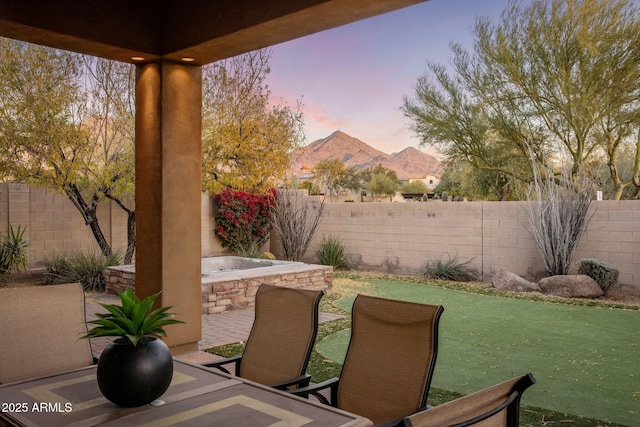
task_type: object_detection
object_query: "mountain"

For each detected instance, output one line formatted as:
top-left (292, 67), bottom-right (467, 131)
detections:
top-left (290, 131), bottom-right (442, 179)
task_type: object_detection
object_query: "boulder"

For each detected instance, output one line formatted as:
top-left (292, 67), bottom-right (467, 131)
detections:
top-left (538, 275), bottom-right (604, 299)
top-left (491, 270), bottom-right (540, 292)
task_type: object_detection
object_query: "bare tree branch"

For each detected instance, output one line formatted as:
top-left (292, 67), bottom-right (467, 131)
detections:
top-left (271, 190), bottom-right (324, 261)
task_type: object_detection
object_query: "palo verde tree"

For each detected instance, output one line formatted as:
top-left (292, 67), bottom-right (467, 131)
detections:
top-left (312, 158), bottom-right (359, 199)
top-left (436, 159), bottom-right (524, 201)
top-left (202, 49), bottom-right (304, 194)
top-left (357, 164), bottom-right (398, 185)
top-left (0, 39), bottom-right (136, 263)
top-left (402, 0), bottom-right (640, 199)
top-left (368, 172), bottom-right (398, 200)
top-left (400, 180), bottom-right (429, 195)
top-left (82, 57), bottom-right (136, 263)
top-left (362, 164), bottom-right (399, 200)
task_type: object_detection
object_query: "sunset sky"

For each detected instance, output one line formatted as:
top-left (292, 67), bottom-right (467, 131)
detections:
top-left (265, 0), bottom-right (513, 157)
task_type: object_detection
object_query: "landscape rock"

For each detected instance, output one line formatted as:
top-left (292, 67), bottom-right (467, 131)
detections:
top-left (538, 275), bottom-right (604, 299)
top-left (491, 270), bottom-right (540, 292)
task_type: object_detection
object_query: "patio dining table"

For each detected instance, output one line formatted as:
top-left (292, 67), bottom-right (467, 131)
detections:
top-left (0, 359), bottom-right (372, 427)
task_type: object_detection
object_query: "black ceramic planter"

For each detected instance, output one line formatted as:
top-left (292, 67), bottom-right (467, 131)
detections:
top-left (97, 336), bottom-right (173, 407)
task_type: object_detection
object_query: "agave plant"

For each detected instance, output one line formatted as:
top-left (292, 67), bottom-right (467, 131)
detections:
top-left (0, 224), bottom-right (29, 282)
top-left (84, 288), bottom-right (184, 346)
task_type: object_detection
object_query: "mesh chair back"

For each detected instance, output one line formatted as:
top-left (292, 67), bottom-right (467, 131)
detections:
top-left (239, 285), bottom-right (323, 385)
top-left (402, 373), bottom-right (536, 427)
top-left (0, 283), bottom-right (94, 383)
top-left (337, 294), bottom-right (444, 424)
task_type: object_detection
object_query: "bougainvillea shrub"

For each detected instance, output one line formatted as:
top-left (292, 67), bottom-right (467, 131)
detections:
top-left (213, 188), bottom-right (276, 252)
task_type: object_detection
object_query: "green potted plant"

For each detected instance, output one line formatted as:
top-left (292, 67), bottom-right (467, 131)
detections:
top-left (84, 288), bottom-right (184, 407)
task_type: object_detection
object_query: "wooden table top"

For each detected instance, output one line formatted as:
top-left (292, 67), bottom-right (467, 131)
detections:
top-left (0, 360), bottom-right (372, 427)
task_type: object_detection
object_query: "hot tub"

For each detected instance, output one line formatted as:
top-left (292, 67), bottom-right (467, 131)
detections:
top-left (201, 256), bottom-right (302, 276)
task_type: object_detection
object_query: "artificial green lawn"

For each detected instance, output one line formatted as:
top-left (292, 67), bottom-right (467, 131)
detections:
top-left (317, 278), bottom-right (639, 426)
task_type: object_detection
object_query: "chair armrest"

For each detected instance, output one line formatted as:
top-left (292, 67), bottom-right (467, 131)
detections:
top-left (288, 377), bottom-right (339, 406)
top-left (379, 406), bottom-right (429, 427)
top-left (269, 374), bottom-right (312, 390)
top-left (202, 355), bottom-right (243, 375)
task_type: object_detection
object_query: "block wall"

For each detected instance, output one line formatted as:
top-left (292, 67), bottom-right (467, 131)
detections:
top-left (0, 183), bottom-right (129, 267)
top-left (300, 200), bottom-right (640, 294)
top-left (3, 184), bottom-right (638, 294)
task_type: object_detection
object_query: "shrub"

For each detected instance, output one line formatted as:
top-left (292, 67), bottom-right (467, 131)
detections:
top-left (578, 258), bottom-right (619, 291)
top-left (0, 225), bottom-right (29, 283)
top-left (271, 189), bottom-right (324, 261)
top-left (400, 180), bottom-right (429, 194)
top-left (302, 181), bottom-right (320, 195)
top-left (235, 241), bottom-right (264, 259)
top-left (43, 248), bottom-right (123, 291)
top-left (316, 234), bottom-right (350, 270)
top-left (424, 253), bottom-right (477, 282)
top-left (213, 188), bottom-right (275, 254)
top-left (522, 163), bottom-right (594, 276)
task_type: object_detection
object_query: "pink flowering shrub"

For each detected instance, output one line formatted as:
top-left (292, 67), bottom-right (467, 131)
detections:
top-left (213, 188), bottom-right (276, 253)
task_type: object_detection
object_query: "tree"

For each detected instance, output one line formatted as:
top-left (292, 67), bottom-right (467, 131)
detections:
top-left (82, 57), bottom-right (136, 263)
top-left (342, 168), bottom-right (368, 194)
top-left (360, 164), bottom-right (399, 200)
top-left (402, 0), bottom-right (640, 199)
top-left (0, 39), bottom-right (135, 262)
top-left (202, 49), bottom-right (304, 194)
top-left (312, 158), bottom-right (357, 198)
top-left (368, 173), bottom-right (399, 200)
top-left (358, 164), bottom-right (399, 185)
top-left (1, 41), bottom-right (303, 264)
top-left (400, 180), bottom-right (429, 194)
top-left (435, 159), bottom-right (523, 201)
top-left (589, 141), bottom-right (639, 199)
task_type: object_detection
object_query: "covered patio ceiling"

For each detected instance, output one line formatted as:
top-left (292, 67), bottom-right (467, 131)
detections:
top-left (0, 0), bottom-right (427, 65)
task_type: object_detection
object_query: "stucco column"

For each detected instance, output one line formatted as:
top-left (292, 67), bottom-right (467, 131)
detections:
top-left (135, 62), bottom-right (202, 353)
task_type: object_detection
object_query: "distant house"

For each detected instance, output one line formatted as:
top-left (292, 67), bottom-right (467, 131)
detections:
top-left (298, 165), bottom-right (314, 180)
top-left (290, 165), bottom-right (440, 203)
top-left (408, 174), bottom-right (440, 191)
